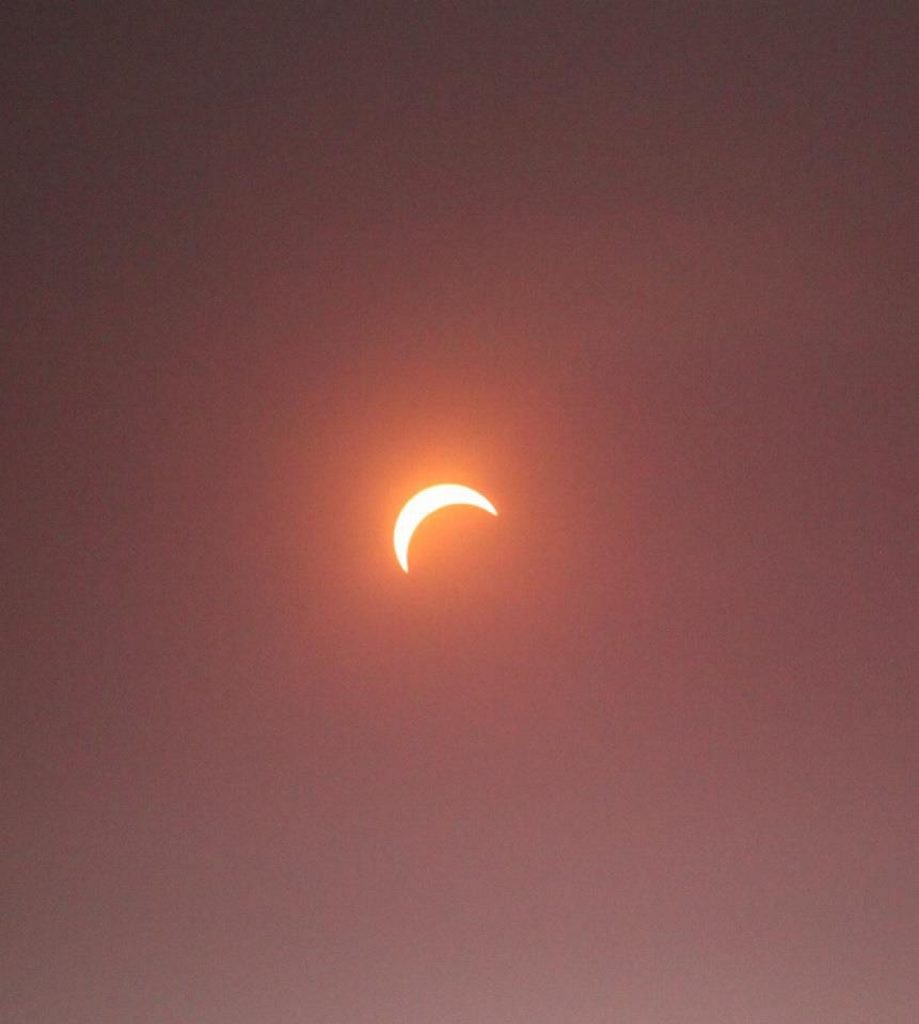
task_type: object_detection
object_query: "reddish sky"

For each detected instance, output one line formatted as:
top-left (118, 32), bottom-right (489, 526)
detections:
top-left (4, 4), bottom-right (917, 1022)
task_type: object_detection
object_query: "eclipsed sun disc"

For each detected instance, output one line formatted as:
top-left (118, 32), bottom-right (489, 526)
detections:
top-left (393, 483), bottom-right (497, 573)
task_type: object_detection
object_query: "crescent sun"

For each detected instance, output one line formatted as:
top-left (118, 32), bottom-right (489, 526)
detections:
top-left (393, 483), bottom-right (498, 573)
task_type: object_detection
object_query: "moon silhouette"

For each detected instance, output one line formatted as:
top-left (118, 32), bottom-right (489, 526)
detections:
top-left (393, 483), bottom-right (497, 573)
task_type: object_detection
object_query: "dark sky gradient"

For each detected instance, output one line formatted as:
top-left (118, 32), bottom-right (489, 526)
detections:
top-left (4, 4), bottom-right (917, 1022)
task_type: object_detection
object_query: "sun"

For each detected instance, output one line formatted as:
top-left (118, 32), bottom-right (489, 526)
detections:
top-left (393, 484), bottom-right (497, 572)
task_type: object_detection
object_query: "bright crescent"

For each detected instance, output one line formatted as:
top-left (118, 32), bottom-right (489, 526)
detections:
top-left (394, 483), bottom-right (497, 573)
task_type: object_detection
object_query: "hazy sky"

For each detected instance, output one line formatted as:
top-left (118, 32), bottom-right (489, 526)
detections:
top-left (4, 4), bottom-right (917, 1022)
